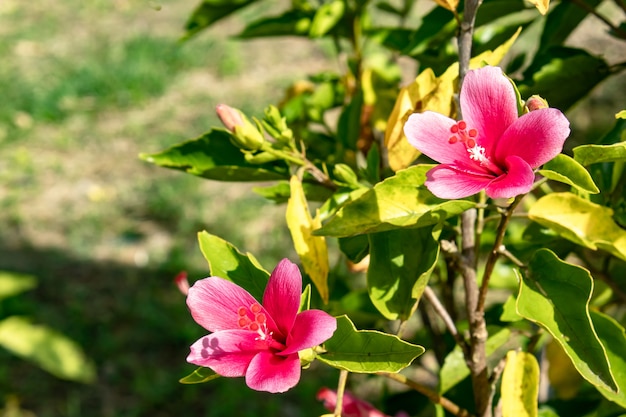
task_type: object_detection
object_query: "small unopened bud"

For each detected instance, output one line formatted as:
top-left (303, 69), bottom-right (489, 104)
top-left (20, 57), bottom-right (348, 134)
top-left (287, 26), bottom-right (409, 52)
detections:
top-left (525, 95), bottom-right (549, 112)
top-left (215, 104), bottom-right (265, 150)
top-left (174, 271), bottom-right (189, 296)
top-left (333, 163), bottom-right (360, 187)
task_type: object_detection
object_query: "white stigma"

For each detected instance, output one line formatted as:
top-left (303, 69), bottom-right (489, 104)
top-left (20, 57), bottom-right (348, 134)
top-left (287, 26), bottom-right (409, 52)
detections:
top-left (467, 145), bottom-right (489, 165)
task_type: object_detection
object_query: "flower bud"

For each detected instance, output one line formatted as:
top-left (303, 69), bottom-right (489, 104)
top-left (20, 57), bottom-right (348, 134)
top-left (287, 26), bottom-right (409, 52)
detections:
top-left (525, 95), bottom-right (549, 112)
top-left (215, 104), bottom-right (265, 150)
top-left (333, 163), bottom-right (360, 188)
top-left (174, 271), bottom-right (189, 296)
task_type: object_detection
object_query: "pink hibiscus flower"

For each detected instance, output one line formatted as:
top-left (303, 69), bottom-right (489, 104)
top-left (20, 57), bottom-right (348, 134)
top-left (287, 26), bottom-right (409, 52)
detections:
top-left (186, 259), bottom-right (337, 393)
top-left (317, 388), bottom-right (409, 417)
top-left (404, 66), bottom-right (570, 199)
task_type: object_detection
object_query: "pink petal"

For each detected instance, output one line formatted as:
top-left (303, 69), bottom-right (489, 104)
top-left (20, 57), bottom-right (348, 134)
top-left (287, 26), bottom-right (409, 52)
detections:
top-left (280, 310), bottom-right (337, 355)
top-left (494, 108), bottom-right (570, 168)
top-left (245, 350), bottom-right (301, 393)
top-left (262, 259), bottom-right (301, 339)
top-left (186, 329), bottom-right (267, 377)
top-left (460, 66), bottom-right (518, 154)
top-left (424, 164), bottom-right (494, 199)
top-left (484, 155), bottom-right (535, 199)
top-left (404, 112), bottom-right (472, 165)
top-left (187, 277), bottom-right (276, 333)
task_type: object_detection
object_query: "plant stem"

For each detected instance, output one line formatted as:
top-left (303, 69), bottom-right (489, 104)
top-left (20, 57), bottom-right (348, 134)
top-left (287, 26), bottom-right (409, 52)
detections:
top-left (456, 1), bottom-right (491, 415)
top-left (333, 370), bottom-right (349, 417)
top-left (477, 195), bottom-right (523, 313)
top-left (423, 286), bottom-right (471, 361)
top-left (378, 372), bottom-right (475, 417)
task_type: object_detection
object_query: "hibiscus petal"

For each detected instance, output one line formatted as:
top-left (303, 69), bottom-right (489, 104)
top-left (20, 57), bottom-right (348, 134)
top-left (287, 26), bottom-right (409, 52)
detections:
top-left (460, 66), bottom-right (518, 154)
top-left (485, 155), bottom-right (535, 199)
top-left (424, 164), bottom-right (493, 199)
top-left (187, 277), bottom-right (264, 332)
top-left (262, 259), bottom-right (301, 339)
top-left (186, 329), bottom-right (267, 377)
top-left (245, 350), bottom-right (301, 393)
top-left (494, 108), bottom-right (570, 168)
top-left (280, 309), bottom-right (337, 355)
top-left (404, 111), bottom-right (472, 165)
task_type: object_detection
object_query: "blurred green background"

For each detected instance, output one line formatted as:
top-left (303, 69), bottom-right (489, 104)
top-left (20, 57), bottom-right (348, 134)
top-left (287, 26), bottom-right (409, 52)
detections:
top-left (0, 0), bottom-right (624, 416)
top-left (0, 0), bottom-right (338, 415)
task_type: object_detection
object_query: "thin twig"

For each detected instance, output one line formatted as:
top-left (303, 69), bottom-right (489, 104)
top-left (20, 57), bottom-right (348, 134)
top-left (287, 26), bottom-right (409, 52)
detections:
top-left (477, 195), bottom-right (523, 314)
top-left (497, 246), bottom-right (526, 269)
top-left (378, 372), bottom-right (475, 417)
top-left (567, 0), bottom-right (626, 39)
top-left (423, 286), bottom-right (471, 361)
top-left (333, 370), bottom-right (349, 417)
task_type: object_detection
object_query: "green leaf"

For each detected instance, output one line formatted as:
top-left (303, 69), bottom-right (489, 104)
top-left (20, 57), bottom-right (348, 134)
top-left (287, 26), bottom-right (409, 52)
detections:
top-left (0, 271), bottom-right (37, 300)
top-left (439, 327), bottom-right (517, 393)
top-left (520, 47), bottom-right (609, 111)
top-left (367, 226), bottom-right (440, 320)
top-left (238, 10), bottom-right (312, 38)
top-left (314, 165), bottom-right (475, 237)
top-left (337, 89), bottom-right (363, 151)
top-left (183, 0), bottom-right (257, 40)
top-left (252, 180), bottom-right (333, 203)
top-left (590, 311), bottom-right (626, 407)
top-left (140, 129), bottom-right (288, 182)
top-left (317, 315), bottom-right (425, 373)
top-left (501, 351), bottom-right (540, 417)
top-left (538, 154), bottom-right (599, 194)
top-left (309, 0), bottom-right (345, 38)
top-left (179, 367), bottom-right (220, 384)
top-left (197, 231), bottom-right (269, 301)
top-left (528, 193), bottom-right (626, 261)
top-left (516, 249), bottom-right (617, 392)
top-left (500, 295), bottom-right (523, 322)
top-left (538, 0), bottom-right (602, 52)
top-left (573, 143), bottom-right (626, 166)
top-left (0, 316), bottom-right (96, 383)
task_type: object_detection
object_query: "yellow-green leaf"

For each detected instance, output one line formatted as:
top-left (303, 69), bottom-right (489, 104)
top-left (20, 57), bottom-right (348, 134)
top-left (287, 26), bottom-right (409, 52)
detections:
top-left (179, 367), bottom-right (220, 384)
top-left (528, 193), bottom-right (626, 261)
top-left (501, 350), bottom-right (539, 417)
top-left (286, 176), bottom-right (329, 303)
top-left (538, 154), bottom-right (599, 194)
top-left (432, 0), bottom-right (459, 12)
top-left (516, 249), bottom-right (617, 392)
top-left (528, 0), bottom-right (550, 15)
top-left (0, 271), bottom-right (37, 300)
top-left (0, 317), bottom-right (96, 383)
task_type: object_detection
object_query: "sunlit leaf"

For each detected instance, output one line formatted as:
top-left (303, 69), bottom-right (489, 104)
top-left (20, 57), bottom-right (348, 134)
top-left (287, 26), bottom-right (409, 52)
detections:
top-left (317, 315), bottom-right (424, 373)
top-left (286, 176), bottom-right (329, 303)
top-left (573, 143), bottom-right (626, 166)
top-left (432, 0), bottom-right (459, 12)
top-left (590, 311), bottom-right (626, 407)
top-left (501, 350), bottom-right (539, 417)
top-left (0, 317), bottom-right (96, 383)
top-left (0, 272), bottom-right (37, 300)
top-left (238, 10), bottom-right (312, 38)
top-left (527, 0), bottom-right (549, 15)
top-left (538, 154), bottom-right (599, 194)
top-left (309, 0), bottom-right (345, 38)
top-left (516, 249), bottom-right (617, 392)
top-left (367, 226), bottom-right (440, 320)
top-left (139, 129), bottom-right (288, 182)
top-left (179, 367), bottom-right (220, 384)
top-left (314, 165), bottom-right (475, 237)
top-left (528, 193), bottom-right (626, 261)
top-left (197, 231), bottom-right (269, 301)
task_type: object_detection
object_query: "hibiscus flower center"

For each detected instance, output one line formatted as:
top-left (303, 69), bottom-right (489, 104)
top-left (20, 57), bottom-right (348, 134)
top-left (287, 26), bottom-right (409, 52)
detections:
top-left (237, 303), bottom-right (286, 350)
top-left (448, 120), bottom-right (503, 176)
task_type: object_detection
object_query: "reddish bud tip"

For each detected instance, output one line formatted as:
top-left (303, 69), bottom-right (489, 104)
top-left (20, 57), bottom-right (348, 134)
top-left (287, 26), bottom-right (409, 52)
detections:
top-left (216, 104), bottom-right (244, 132)
top-left (174, 271), bottom-right (189, 296)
